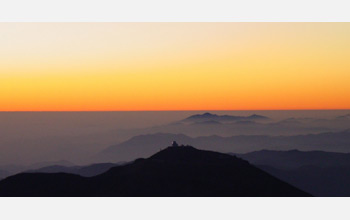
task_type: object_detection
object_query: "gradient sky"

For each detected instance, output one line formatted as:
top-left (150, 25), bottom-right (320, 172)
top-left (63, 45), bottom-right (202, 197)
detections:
top-left (1, 23), bottom-right (349, 111)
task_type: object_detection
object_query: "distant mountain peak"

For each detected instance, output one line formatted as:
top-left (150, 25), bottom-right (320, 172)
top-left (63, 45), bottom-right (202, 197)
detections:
top-left (183, 112), bottom-right (269, 123)
top-left (186, 112), bottom-right (217, 119)
top-left (248, 114), bottom-right (269, 119)
top-left (336, 114), bottom-right (350, 120)
top-left (203, 112), bottom-right (216, 116)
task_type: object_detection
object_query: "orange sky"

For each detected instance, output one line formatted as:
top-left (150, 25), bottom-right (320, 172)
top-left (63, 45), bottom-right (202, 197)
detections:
top-left (1, 23), bottom-right (350, 111)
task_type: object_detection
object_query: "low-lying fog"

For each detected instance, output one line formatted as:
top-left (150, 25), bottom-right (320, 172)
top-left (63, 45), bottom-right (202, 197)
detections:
top-left (0, 110), bottom-right (349, 167)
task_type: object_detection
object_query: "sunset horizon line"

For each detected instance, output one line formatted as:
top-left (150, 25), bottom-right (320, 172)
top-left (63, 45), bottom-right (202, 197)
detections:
top-left (1, 108), bottom-right (349, 112)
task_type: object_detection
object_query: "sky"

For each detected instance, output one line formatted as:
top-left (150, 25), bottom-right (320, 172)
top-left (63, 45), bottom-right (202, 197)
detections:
top-left (1, 23), bottom-right (350, 111)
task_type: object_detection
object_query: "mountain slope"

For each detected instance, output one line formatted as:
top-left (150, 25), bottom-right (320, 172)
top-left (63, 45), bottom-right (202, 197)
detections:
top-left (231, 149), bottom-right (350, 196)
top-left (259, 165), bottom-right (350, 197)
top-left (0, 146), bottom-right (310, 197)
top-left (233, 149), bottom-right (350, 169)
top-left (27, 163), bottom-right (119, 177)
top-left (0, 169), bottom-right (9, 180)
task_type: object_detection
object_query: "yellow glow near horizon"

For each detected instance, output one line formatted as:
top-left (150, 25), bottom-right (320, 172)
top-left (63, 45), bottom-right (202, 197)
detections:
top-left (1, 23), bottom-right (350, 111)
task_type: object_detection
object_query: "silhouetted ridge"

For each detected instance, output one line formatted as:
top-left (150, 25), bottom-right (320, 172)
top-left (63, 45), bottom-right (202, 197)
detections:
top-left (0, 146), bottom-right (310, 197)
top-left (150, 146), bottom-right (246, 164)
top-left (26, 162), bottom-right (121, 177)
top-left (235, 149), bottom-right (350, 169)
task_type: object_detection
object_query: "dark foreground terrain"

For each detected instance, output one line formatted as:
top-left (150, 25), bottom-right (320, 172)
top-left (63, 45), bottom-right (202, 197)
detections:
top-left (233, 149), bottom-right (350, 196)
top-left (0, 146), bottom-right (309, 197)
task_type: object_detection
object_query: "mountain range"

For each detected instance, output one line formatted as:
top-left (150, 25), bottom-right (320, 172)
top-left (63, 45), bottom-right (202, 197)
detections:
top-left (183, 112), bottom-right (270, 123)
top-left (234, 149), bottom-right (350, 169)
top-left (0, 161), bottom-right (126, 180)
top-left (96, 130), bottom-right (350, 163)
top-left (0, 146), bottom-right (309, 197)
top-left (1, 112), bottom-right (349, 166)
top-left (0, 160), bottom-right (76, 180)
top-left (26, 162), bottom-right (122, 177)
top-left (3, 146), bottom-right (350, 196)
top-left (135, 113), bottom-right (350, 137)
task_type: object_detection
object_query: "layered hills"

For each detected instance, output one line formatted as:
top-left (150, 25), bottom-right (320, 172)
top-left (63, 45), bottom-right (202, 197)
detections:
top-left (0, 146), bottom-right (309, 197)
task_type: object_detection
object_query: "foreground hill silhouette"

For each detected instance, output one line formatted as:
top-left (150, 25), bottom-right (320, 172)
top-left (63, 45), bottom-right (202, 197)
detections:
top-left (0, 146), bottom-right (310, 197)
